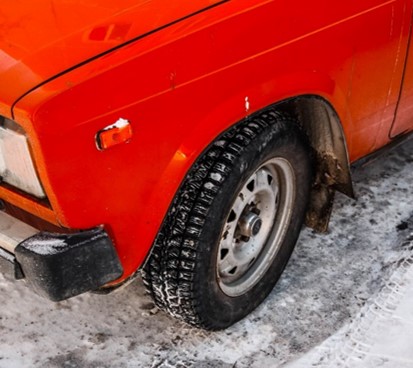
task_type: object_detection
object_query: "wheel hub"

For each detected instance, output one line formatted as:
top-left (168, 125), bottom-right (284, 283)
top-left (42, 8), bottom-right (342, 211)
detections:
top-left (216, 158), bottom-right (295, 297)
top-left (239, 212), bottom-right (262, 237)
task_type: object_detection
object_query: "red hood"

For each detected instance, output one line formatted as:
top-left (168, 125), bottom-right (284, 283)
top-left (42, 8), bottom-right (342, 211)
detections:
top-left (0, 0), bottom-right (222, 118)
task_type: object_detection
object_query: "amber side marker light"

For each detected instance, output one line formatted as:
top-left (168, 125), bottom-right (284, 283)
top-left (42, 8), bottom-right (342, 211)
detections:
top-left (96, 118), bottom-right (133, 150)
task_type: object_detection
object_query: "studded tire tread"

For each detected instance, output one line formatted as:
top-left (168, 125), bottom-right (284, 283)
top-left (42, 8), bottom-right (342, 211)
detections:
top-left (141, 109), bottom-right (311, 329)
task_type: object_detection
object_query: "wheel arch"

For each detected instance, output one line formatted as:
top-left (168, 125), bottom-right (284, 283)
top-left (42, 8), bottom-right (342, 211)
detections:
top-left (276, 95), bottom-right (355, 232)
top-left (158, 93), bottom-right (355, 234)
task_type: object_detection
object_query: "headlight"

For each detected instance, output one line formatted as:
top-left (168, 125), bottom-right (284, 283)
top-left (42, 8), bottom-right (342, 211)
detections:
top-left (0, 117), bottom-right (45, 198)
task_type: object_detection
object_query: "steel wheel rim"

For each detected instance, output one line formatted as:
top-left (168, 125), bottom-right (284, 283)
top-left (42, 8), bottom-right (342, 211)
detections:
top-left (216, 157), bottom-right (296, 297)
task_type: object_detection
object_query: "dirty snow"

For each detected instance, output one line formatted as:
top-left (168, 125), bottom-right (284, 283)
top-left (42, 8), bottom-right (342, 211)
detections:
top-left (0, 137), bottom-right (412, 367)
top-left (286, 233), bottom-right (413, 368)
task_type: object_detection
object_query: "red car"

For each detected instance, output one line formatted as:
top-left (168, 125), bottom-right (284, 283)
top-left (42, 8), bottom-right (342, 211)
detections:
top-left (0, 0), bottom-right (412, 329)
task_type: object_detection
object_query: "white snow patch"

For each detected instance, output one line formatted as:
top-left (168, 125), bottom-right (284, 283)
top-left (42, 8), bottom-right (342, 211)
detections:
top-left (210, 172), bottom-right (222, 182)
top-left (204, 182), bottom-right (215, 190)
top-left (245, 96), bottom-right (250, 112)
top-left (21, 234), bottom-right (104, 255)
top-left (21, 237), bottom-right (68, 255)
top-left (102, 118), bottom-right (130, 131)
top-left (214, 140), bottom-right (226, 148)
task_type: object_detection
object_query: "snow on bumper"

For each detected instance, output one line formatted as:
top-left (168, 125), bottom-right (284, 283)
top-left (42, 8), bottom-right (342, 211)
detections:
top-left (0, 213), bottom-right (123, 301)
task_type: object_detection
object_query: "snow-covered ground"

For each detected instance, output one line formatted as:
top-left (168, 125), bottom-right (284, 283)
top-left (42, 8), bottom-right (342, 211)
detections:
top-left (0, 137), bottom-right (412, 368)
top-left (286, 232), bottom-right (413, 368)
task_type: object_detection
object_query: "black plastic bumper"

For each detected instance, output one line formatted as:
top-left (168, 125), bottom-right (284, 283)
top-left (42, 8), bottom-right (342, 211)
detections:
top-left (2, 227), bottom-right (123, 301)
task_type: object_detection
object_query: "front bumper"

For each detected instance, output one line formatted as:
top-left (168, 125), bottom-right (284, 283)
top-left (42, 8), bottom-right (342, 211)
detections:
top-left (0, 211), bottom-right (123, 301)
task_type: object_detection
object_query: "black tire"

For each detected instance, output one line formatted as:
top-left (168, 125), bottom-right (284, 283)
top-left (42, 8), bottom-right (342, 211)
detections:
top-left (142, 109), bottom-right (312, 330)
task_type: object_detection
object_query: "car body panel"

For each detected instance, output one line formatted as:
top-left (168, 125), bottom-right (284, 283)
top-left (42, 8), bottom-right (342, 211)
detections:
top-left (0, 0), bottom-right (225, 118)
top-left (0, 0), bottom-right (412, 281)
top-left (392, 19), bottom-right (413, 137)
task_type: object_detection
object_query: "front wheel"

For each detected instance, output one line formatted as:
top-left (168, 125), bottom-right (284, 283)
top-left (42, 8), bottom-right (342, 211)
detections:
top-left (142, 109), bottom-right (312, 330)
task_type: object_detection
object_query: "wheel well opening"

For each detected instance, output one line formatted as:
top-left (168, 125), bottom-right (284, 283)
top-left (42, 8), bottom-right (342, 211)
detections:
top-left (275, 95), bottom-right (354, 232)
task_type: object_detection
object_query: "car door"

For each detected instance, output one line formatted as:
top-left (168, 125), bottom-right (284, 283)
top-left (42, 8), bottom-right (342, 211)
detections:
top-left (391, 20), bottom-right (413, 137)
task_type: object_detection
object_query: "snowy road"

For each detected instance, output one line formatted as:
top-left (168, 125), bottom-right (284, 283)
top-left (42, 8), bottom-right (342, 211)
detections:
top-left (0, 137), bottom-right (412, 368)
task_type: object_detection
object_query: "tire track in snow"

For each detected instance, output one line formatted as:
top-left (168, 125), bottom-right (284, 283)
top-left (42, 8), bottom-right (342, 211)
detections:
top-left (285, 231), bottom-right (413, 368)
